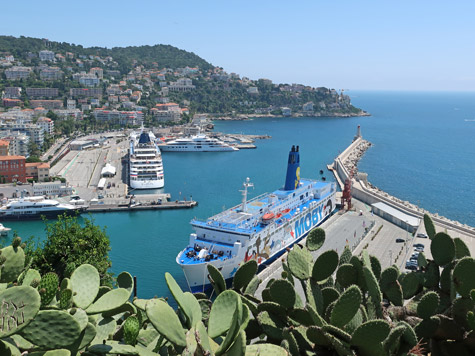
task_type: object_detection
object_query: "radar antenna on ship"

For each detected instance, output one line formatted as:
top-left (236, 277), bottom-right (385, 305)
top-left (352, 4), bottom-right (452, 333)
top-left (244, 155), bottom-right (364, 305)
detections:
top-left (240, 177), bottom-right (254, 213)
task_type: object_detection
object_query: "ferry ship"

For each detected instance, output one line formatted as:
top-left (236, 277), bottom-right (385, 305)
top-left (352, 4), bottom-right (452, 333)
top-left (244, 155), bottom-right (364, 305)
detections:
top-left (176, 146), bottom-right (337, 292)
top-left (129, 130), bottom-right (164, 189)
top-left (159, 134), bottom-right (238, 152)
top-left (0, 196), bottom-right (84, 221)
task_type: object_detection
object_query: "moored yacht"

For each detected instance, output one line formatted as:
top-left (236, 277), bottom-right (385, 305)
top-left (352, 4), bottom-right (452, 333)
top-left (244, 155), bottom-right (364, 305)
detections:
top-left (0, 196), bottom-right (84, 221)
top-left (159, 134), bottom-right (238, 152)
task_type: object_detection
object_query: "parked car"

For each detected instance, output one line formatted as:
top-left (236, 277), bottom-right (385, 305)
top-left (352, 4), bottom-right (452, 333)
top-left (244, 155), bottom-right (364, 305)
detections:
top-left (417, 233), bottom-right (428, 238)
top-left (414, 243), bottom-right (425, 248)
top-left (406, 264), bottom-right (418, 271)
top-left (396, 238), bottom-right (405, 243)
top-left (414, 246), bottom-right (424, 252)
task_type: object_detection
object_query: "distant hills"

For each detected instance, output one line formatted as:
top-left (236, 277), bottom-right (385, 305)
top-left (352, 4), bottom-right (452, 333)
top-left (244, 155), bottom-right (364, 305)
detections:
top-left (0, 35), bottom-right (213, 74)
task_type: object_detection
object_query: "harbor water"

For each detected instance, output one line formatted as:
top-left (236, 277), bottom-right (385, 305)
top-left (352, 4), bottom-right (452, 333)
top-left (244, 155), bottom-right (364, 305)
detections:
top-left (3, 91), bottom-right (475, 299)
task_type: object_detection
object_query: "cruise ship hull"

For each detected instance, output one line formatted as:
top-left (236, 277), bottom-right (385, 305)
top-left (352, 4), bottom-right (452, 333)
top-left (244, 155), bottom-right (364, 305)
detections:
top-left (160, 146), bottom-right (237, 152)
top-left (129, 178), bottom-right (164, 189)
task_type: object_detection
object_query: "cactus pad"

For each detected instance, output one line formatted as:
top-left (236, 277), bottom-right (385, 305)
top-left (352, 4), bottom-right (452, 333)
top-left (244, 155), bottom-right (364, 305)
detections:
top-left (233, 260), bottom-right (258, 291)
top-left (165, 272), bottom-right (201, 327)
top-left (269, 279), bottom-right (296, 309)
top-left (208, 290), bottom-right (241, 338)
top-left (70, 264), bottom-right (100, 309)
top-left (88, 341), bottom-right (138, 355)
top-left (369, 255), bottom-right (381, 280)
top-left (321, 287), bottom-right (339, 315)
top-left (330, 284), bottom-right (362, 328)
top-left (20, 310), bottom-right (82, 349)
top-left (423, 214), bottom-right (436, 239)
top-left (417, 252), bottom-right (428, 268)
top-left (306, 228), bottom-right (325, 251)
top-left (117, 271), bottom-right (134, 298)
top-left (401, 272), bottom-right (422, 299)
top-left (59, 289), bottom-right (73, 309)
top-left (257, 311), bottom-right (286, 340)
top-left (414, 316), bottom-right (440, 339)
top-left (207, 263), bottom-right (226, 295)
top-left (86, 288), bottom-right (130, 314)
top-left (336, 263), bottom-right (358, 288)
top-left (20, 269), bottom-right (41, 287)
top-left (287, 245), bottom-right (313, 280)
top-left (454, 237), bottom-right (471, 259)
top-left (245, 343), bottom-right (289, 356)
top-left (431, 232), bottom-right (455, 266)
top-left (0, 245), bottom-right (25, 283)
top-left (92, 316), bottom-right (117, 345)
top-left (146, 299), bottom-right (186, 347)
top-left (244, 275), bottom-right (261, 296)
top-left (453, 257), bottom-right (475, 298)
top-left (312, 250), bottom-right (339, 282)
top-left (0, 286), bottom-right (41, 338)
top-left (339, 246), bottom-right (353, 265)
top-left (417, 291), bottom-right (439, 319)
top-left (424, 260), bottom-right (440, 289)
top-left (351, 320), bottom-right (391, 355)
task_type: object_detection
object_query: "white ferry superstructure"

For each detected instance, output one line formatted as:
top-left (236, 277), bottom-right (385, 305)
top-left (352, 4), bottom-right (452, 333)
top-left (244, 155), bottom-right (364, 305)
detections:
top-left (129, 130), bottom-right (164, 189)
top-left (176, 146), bottom-right (337, 292)
top-left (159, 134), bottom-right (238, 152)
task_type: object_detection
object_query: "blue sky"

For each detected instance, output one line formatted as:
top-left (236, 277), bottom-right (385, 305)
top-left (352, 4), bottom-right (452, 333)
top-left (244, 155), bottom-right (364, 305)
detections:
top-left (1, 1), bottom-right (474, 91)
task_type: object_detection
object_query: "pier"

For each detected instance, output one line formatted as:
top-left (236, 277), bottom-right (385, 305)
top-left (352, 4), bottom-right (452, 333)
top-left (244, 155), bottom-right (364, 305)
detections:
top-left (256, 126), bottom-right (475, 296)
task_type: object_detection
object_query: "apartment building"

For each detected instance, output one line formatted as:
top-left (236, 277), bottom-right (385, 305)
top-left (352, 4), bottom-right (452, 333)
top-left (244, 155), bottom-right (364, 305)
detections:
top-left (0, 139), bottom-right (9, 156)
top-left (4, 66), bottom-right (32, 80)
top-left (26, 88), bottom-right (59, 98)
top-left (30, 100), bottom-right (63, 110)
top-left (4, 87), bottom-right (22, 99)
top-left (26, 162), bottom-right (50, 182)
top-left (39, 50), bottom-right (55, 61)
top-left (93, 109), bottom-right (144, 126)
top-left (2, 99), bottom-right (22, 108)
top-left (168, 78), bottom-right (195, 92)
top-left (37, 117), bottom-right (54, 135)
top-left (40, 67), bottom-right (63, 81)
top-left (69, 88), bottom-right (102, 98)
top-left (90, 67), bottom-right (104, 79)
top-left (79, 74), bottom-right (100, 87)
top-left (0, 155), bottom-right (26, 183)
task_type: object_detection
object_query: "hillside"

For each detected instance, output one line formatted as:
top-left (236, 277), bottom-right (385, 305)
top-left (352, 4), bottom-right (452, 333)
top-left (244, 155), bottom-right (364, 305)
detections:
top-left (0, 36), bottom-right (213, 73)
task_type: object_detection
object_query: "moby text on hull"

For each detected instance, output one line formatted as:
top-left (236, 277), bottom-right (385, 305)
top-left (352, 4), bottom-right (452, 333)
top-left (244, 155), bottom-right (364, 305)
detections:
top-left (176, 145), bottom-right (337, 292)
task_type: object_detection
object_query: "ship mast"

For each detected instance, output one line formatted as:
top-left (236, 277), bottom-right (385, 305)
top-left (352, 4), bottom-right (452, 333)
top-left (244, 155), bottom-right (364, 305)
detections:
top-left (240, 177), bottom-right (254, 213)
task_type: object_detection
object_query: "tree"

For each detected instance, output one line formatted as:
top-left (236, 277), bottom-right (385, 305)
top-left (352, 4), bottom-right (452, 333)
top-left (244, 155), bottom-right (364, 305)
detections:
top-left (29, 214), bottom-right (113, 285)
top-left (26, 156), bottom-right (42, 163)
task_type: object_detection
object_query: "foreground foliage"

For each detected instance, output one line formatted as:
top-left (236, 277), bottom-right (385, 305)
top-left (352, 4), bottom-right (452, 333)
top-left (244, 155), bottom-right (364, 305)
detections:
top-left (0, 213), bottom-right (474, 355)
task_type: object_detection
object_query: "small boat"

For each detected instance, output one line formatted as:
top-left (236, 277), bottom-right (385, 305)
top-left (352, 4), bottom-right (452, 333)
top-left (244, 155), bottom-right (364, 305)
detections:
top-left (0, 223), bottom-right (11, 236)
top-left (320, 170), bottom-right (324, 175)
top-left (262, 212), bottom-right (275, 220)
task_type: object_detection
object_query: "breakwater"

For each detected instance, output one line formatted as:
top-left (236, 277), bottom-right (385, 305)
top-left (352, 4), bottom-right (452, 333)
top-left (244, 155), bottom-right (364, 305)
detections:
top-left (328, 131), bottom-right (475, 238)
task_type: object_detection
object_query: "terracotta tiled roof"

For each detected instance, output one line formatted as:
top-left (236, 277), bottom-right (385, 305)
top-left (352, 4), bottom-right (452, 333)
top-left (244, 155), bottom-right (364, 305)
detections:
top-left (0, 155), bottom-right (25, 161)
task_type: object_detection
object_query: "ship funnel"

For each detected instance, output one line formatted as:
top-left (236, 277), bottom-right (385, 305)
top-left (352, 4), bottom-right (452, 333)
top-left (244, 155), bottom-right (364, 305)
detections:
top-left (284, 145), bottom-right (300, 190)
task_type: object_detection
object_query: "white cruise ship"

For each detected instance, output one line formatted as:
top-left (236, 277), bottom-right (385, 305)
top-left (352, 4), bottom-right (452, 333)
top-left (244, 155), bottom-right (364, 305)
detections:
top-left (176, 146), bottom-right (336, 292)
top-left (129, 130), bottom-right (164, 189)
top-left (159, 134), bottom-right (238, 152)
top-left (0, 196), bottom-right (84, 221)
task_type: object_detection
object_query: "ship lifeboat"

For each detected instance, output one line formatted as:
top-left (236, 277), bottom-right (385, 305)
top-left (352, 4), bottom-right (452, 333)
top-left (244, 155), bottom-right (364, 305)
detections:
top-left (281, 209), bottom-right (291, 214)
top-left (275, 213), bottom-right (282, 219)
top-left (262, 212), bottom-right (275, 221)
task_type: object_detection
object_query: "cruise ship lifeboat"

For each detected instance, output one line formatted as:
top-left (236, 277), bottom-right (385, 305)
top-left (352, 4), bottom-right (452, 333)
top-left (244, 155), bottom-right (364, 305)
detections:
top-left (261, 213), bottom-right (275, 224)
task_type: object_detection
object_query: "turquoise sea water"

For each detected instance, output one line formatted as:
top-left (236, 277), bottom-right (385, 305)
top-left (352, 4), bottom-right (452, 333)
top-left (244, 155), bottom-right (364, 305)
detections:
top-left (3, 91), bottom-right (475, 298)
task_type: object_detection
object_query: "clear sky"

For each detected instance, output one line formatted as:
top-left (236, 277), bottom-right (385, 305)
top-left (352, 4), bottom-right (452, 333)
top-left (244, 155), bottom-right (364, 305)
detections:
top-left (1, 0), bottom-right (474, 91)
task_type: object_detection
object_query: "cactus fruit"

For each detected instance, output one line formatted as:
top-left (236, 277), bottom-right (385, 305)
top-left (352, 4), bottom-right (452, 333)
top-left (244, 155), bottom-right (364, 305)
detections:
top-left (306, 227), bottom-right (325, 251)
top-left (70, 264), bottom-right (100, 309)
top-left (233, 260), bottom-right (258, 291)
top-left (12, 236), bottom-right (21, 248)
top-left (453, 257), bottom-right (475, 298)
top-left (330, 284), bottom-right (362, 328)
top-left (417, 291), bottom-right (439, 319)
top-left (287, 245), bottom-right (312, 280)
top-left (207, 264), bottom-right (226, 295)
top-left (20, 310), bottom-right (82, 349)
top-left (0, 245), bottom-right (25, 283)
top-left (20, 269), bottom-right (41, 287)
top-left (336, 263), bottom-right (358, 288)
top-left (123, 315), bottom-right (140, 346)
top-left (431, 232), bottom-right (456, 266)
top-left (312, 250), bottom-right (339, 282)
top-left (59, 289), bottom-right (73, 309)
top-left (423, 213), bottom-right (436, 239)
top-left (146, 299), bottom-right (186, 347)
top-left (0, 286), bottom-right (41, 338)
top-left (38, 272), bottom-right (59, 307)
